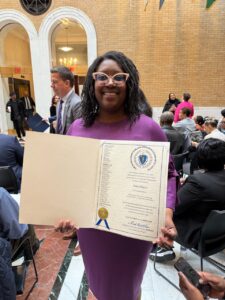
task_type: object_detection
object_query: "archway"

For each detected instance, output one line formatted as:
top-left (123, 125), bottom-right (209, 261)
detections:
top-left (0, 9), bottom-right (37, 133)
top-left (38, 7), bottom-right (97, 117)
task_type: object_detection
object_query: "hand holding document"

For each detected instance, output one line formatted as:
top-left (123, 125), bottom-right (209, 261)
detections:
top-left (27, 113), bottom-right (49, 132)
top-left (20, 132), bottom-right (169, 242)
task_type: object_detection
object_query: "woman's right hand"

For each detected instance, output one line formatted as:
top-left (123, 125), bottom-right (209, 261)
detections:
top-left (55, 219), bottom-right (76, 233)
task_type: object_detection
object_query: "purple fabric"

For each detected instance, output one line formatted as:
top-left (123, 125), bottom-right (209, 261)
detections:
top-left (67, 114), bottom-right (177, 300)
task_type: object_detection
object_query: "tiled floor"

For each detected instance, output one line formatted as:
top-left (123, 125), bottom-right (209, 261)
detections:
top-left (16, 226), bottom-right (72, 300)
top-left (57, 242), bottom-right (225, 300)
top-left (16, 227), bottom-right (225, 300)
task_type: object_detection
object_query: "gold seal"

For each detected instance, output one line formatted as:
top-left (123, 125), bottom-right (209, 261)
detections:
top-left (98, 207), bottom-right (108, 220)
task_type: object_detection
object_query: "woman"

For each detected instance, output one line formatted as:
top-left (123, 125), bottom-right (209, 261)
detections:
top-left (162, 92), bottom-right (180, 114)
top-left (191, 115), bottom-right (207, 140)
top-left (57, 51), bottom-right (177, 300)
top-left (49, 95), bottom-right (60, 133)
top-left (50, 95), bottom-right (60, 117)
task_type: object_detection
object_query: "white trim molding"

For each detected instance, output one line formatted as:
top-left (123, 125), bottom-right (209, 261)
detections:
top-left (0, 9), bottom-right (37, 40)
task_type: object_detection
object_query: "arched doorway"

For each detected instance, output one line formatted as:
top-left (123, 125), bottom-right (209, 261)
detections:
top-left (0, 9), bottom-right (37, 133)
top-left (0, 23), bottom-right (34, 133)
top-left (51, 19), bottom-right (88, 96)
top-left (38, 6), bottom-right (97, 117)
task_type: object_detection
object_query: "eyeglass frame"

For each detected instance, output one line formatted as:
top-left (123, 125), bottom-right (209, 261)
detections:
top-left (92, 72), bottom-right (129, 85)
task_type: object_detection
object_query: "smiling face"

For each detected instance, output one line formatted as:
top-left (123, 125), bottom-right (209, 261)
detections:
top-left (94, 59), bottom-right (127, 116)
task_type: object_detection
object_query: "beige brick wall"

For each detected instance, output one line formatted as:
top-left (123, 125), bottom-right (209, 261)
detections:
top-left (1, 0), bottom-right (225, 107)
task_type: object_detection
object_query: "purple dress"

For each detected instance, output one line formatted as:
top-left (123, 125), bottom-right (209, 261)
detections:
top-left (67, 114), bottom-right (177, 300)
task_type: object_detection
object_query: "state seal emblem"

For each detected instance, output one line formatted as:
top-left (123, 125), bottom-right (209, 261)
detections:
top-left (131, 146), bottom-right (156, 170)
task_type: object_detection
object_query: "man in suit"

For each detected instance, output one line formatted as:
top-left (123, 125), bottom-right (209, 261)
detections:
top-left (160, 111), bottom-right (184, 154)
top-left (0, 133), bottom-right (24, 189)
top-left (50, 66), bottom-right (81, 135)
top-left (20, 91), bottom-right (35, 119)
top-left (6, 92), bottom-right (26, 141)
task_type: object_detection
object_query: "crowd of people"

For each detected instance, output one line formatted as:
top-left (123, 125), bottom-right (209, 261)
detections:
top-left (0, 51), bottom-right (225, 300)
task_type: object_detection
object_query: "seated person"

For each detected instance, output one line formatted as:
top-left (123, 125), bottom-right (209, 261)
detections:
top-left (173, 138), bottom-right (225, 249)
top-left (0, 133), bottom-right (24, 189)
top-left (174, 92), bottom-right (194, 123)
top-left (174, 107), bottom-right (196, 133)
top-left (0, 187), bottom-right (39, 258)
top-left (191, 115), bottom-right (207, 142)
top-left (174, 107), bottom-right (196, 151)
top-left (218, 108), bottom-right (225, 134)
top-left (179, 271), bottom-right (225, 300)
top-left (204, 117), bottom-right (225, 142)
top-left (160, 111), bottom-right (185, 154)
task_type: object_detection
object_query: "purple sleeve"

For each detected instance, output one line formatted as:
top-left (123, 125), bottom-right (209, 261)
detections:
top-left (166, 157), bottom-right (178, 210)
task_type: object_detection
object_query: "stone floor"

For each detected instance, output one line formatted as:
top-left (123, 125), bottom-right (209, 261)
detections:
top-left (16, 226), bottom-right (225, 300)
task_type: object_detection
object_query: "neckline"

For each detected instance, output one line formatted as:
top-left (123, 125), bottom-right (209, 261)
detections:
top-left (95, 116), bottom-right (129, 126)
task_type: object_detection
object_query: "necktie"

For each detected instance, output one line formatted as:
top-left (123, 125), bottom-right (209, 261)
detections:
top-left (57, 100), bottom-right (64, 134)
top-left (26, 97), bottom-right (31, 109)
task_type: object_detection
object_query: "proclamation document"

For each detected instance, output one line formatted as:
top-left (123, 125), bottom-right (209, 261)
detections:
top-left (94, 141), bottom-right (169, 241)
top-left (20, 132), bottom-right (169, 242)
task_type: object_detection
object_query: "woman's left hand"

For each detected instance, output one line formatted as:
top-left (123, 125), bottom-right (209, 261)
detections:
top-left (154, 208), bottom-right (177, 247)
top-left (179, 272), bottom-right (204, 300)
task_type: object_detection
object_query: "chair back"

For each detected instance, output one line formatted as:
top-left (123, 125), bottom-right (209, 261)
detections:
top-left (0, 166), bottom-right (18, 193)
top-left (199, 210), bottom-right (225, 258)
top-left (172, 151), bottom-right (189, 176)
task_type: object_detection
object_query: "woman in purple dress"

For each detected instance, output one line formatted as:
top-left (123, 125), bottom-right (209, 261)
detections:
top-left (57, 51), bottom-right (177, 300)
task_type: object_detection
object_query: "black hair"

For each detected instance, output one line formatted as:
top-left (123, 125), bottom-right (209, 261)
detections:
top-left (195, 115), bottom-right (205, 126)
top-left (221, 109), bottom-right (225, 118)
top-left (181, 107), bottom-right (191, 117)
top-left (138, 89), bottom-right (152, 118)
top-left (183, 93), bottom-right (191, 101)
top-left (10, 91), bottom-right (16, 97)
top-left (50, 66), bottom-right (74, 87)
top-left (81, 51), bottom-right (141, 127)
top-left (204, 117), bottom-right (218, 128)
top-left (168, 93), bottom-right (175, 100)
top-left (197, 138), bottom-right (225, 171)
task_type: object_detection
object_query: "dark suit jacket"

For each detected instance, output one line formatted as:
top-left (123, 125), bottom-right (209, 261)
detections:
top-left (56, 90), bottom-right (81, 134)
top-left (0, 134), bottom-right (24, 188)
top-left (6, 99), bottom-right (26, 121)
top-left (20, 96), bottom-right (35, 113)
top-left (162, 125), bottom-right (185, 154)
top-left (174, 170), bottom-right (225, 248)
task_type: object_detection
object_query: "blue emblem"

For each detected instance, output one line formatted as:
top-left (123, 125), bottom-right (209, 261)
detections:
top-left (138, 154), bottom-right (148, 165)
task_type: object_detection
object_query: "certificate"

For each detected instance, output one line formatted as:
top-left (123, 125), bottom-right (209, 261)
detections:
top-left (20, 132), bottom-right (169, 241)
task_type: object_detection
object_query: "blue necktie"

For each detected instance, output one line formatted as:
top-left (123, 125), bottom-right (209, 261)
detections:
top-left (57, 100), bottom-right (64, 134)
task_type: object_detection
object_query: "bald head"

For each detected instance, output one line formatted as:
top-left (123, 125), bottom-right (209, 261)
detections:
top-left (160, 112), bottom-right (174, 127)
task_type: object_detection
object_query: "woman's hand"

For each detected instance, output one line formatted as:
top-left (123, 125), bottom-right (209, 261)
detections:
top-left (55, 219), bottom-right (76, 233)
top-left (179, 272), bottom-right (204, 300)
top-left (199, 272), bottom-right (225, 299)
top-left (154, 208), bottom-right (177, 247)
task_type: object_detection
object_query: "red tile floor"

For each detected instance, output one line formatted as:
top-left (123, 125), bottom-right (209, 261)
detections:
top-left (16, 225), bottom-right (70, 300)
